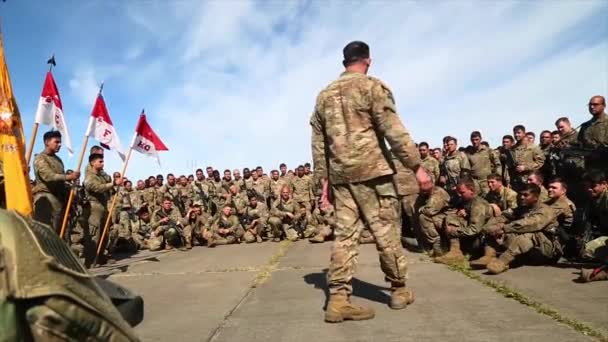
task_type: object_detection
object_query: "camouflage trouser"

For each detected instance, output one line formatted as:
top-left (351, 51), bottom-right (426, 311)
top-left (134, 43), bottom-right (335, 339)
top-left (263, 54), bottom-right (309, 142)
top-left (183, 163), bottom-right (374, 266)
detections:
top-left (417, 212), bottom-right (445, 245)
top-left (83, 201), bottom-right (108, 264)
top-left (504, 232), bottom-right (556, 261)
top-left (268, 217), bottom-right (298, 240)
top-left (328, 176), bottom-right (407, 297)
top-left (209, 227), bottom-right (245, 245)
top-left (33, 192), bottom-right (64, 233)
top-left (583, 236), bottom-right (608, 263)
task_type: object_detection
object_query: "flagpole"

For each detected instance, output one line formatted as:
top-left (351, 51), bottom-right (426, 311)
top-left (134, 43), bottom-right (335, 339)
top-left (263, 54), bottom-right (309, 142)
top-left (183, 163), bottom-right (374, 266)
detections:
top-left (25, 55), bottom-right (55, 166)
top-left (58, 82), bottom-right (102, 239)
top-left (93, 146), bottom-right (134, 266)
top-left (58, 135), bottom-right (89, 239)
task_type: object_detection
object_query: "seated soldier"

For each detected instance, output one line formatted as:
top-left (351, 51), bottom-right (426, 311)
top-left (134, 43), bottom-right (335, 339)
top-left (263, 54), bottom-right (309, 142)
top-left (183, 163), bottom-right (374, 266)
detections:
top-left (183, 200), bottom-right (209, 249)
top-left (545, 178), bottom-right (576, 259)
top-left (242, 192), bottom-right (269, 243)
top-left (151, 197), bottom-right (188, 250)
top-left (294, 203), bottom-right (316, 239)
top-left (415, 182), bottom-right (451, 257)
top-left (226, 184), bottom-right (247, 216)
top-left (309, 201), bottom-right (336, 243)
top-left (579, 171), bottom-right (608, 270)
top-left (485, 184), bottom-right (560, 274)
top-left (132, 204), bottom-right (161, 251)
top-left (108, 191), bottom-right (138, 254)
top-left (484, 173), bottom-right (518, 217)
top-left (527, 171), bottom-right (549, 202)
top-left (268, 185), bottom-right (299, 241)
top-left (205, 204), bottom-right (245, 247)
top-left (435, 179), bottom-right (493, 265)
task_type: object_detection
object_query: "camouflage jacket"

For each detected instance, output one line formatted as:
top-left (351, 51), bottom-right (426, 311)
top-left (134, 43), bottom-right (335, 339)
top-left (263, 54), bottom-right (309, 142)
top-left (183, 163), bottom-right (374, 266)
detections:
top-left (485, 186), bottom-right (518, 214)
top-left (510, 142), bottom-right (545, 173)
top-left (416, 187), bottom-right (450, 217)
top-left (211, 214), bottom-right (242, 235)
top-left (151, 207), bottom-right (185, 230)
top-left (292, 175), bottom-right (314, 203)
top-left (559, 129), bottom-right (578, 147)
top-left (270, 198), bottom-right (298, 221)
top-left (312, 206), bottom-right (336, 227)
top-left (243, 202), bottom-right (269, 226)
top-left (441, 151), bottom-right (470, 179)
top-left (502, 203), bottom-right (557, 234)
top-left (251, 178), bottom-right (269, 200)
top-left (32, 151), bottom-right (67, 198)
top-left (84, 167), bottom-right (113, 205)
top-left (467, 145), bottom-right (500, 180)
top-left (578, 112), bottom-right (608, 149)
top-left (421, 156), bottom-right (440, 185)
top-left (143, 187), bottom-right (161, 209)
top-left (392, 154), bottom-right (419, 196)
top-left (310, 71), bottom-right (421, 184)
top-left (456, 196), bottom-right (493, 237)
top-left (159, 183), bottom-right (180, 201)
top-left (589, 189), bottom-right (608, 235)
top-left (269, 178), bottom-right (290, 202)
top-left (545, 196), bottom-right (575, 232)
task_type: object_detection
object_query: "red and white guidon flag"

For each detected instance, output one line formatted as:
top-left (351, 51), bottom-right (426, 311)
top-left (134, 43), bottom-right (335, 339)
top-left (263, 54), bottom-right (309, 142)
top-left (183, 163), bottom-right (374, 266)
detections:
top-left (85, 94), bottom-right (125, 161)
top-left (34, 71), bottom-right (73, 154)
top-left (130, 112), bottom-right (168, 164)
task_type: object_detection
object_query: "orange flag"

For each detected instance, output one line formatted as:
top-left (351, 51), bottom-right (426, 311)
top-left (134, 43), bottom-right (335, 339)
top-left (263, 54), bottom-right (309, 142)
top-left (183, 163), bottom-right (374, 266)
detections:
top-left (0, 27), bottom-right (33, 215)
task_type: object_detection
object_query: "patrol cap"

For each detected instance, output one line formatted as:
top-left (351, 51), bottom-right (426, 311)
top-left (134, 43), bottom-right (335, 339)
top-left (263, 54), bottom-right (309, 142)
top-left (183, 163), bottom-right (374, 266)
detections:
top-left (343, 41), bottom-right (370, 66)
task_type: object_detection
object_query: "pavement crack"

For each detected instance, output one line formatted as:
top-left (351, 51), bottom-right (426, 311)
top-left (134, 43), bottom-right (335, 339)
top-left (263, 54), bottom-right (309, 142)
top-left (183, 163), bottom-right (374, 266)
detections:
top-left (206, 240), bottom-right (294, 342)
top-left (107, 267), bottom-right (262, 278)
top-left (448, 263), bottom-right (608, 342)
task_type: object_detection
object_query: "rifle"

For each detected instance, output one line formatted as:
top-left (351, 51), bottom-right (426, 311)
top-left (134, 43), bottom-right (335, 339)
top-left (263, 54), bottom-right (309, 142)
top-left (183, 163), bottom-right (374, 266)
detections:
top-left (439, 161), bottom-right (459, 202)
top-left (156, 210), bottom-right (185, 238)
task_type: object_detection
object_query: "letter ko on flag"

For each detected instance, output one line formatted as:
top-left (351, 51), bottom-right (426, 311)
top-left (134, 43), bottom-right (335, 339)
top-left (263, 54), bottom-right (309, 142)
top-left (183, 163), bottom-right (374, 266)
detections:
top-left (34, 71), bottom-right (73, 154)
top-left (130, 112), bottom-right (168, 164)
top-left (85, 93), bottom-right (125, 161)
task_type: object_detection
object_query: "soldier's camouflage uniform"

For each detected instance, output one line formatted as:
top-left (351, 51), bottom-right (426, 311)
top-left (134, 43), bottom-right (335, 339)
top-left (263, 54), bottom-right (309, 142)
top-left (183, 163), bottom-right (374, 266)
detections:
top-left (84, 165), bottom-right (114, 263)
top-left (269, 197), bottom-right (300, 241)
top-left (441, 151), bottom-right (470, 182)
top-left (415, 186), bottom-right (450, 247)
top-left (467, 145), bottom-right (500, 195)
top-left (242, 201), bottom-right (270, 242)
top-left (444, 196), bottom-right (493, 253)
top-left (420, 155), bottom-right (440, 185)
top-left (490, 203), bottom-right (560, 262)
top-left (582, 189), bottom-right (608, 262)
top-left (484, 186), bottom-right (518, 216)
top-left (143, 186), bottom-right (161, 215)
top-left (578, 111), bottom-right (608, 170)
top-left (32, 151), bottom-right (69, 232)
top-left (292, 174), bottom-right (314, 213)
top-left (310, 70), bottom-right (421, 297)
top-left (509, 142), bottom-right (545, 191)
top-left (208, 213), bottom-right (244, 245)
top-left (309, 205), bottom-right (336, 242)
top-left (269, 178), bottom-right (290, 207)
top-left (151, 206), bottom-right (187, 249)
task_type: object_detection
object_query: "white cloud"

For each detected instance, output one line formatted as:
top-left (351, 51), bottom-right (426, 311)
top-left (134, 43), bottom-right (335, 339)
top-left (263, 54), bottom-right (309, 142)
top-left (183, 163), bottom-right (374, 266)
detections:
top-left (49, 1), bottom-right (608, 180)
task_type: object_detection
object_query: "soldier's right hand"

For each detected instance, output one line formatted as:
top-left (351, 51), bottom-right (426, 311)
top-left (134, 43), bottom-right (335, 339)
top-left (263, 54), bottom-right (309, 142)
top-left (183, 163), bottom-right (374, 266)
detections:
top-left (66, 171), bottom-right (81, 181)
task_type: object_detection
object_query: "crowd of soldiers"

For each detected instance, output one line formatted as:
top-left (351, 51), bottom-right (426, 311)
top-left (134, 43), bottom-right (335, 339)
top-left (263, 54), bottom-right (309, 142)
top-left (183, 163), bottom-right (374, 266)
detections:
top-left (8, 95), bottom-right (606, 283)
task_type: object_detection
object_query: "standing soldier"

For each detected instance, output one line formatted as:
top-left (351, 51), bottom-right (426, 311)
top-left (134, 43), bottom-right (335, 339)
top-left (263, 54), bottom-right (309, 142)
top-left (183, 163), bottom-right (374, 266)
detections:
top-left (269, 169), bottom-right (289, 207)
top-left (439, 136), bottom-right (470, 197)
top-left (498, 135), bottom-right (515, 186)
top-left (292, 165), bottom-right (314, 214)
top-left (507, 125), bottom-right (545, 191)
top-left (578, 95), bottom-right (608, 172)
top-left (310, 41), bottom-right (430, 323)
top-left (233, 169), bottom-right (245, 193)
top-left (555, 117), bottom-right (578, 147)
top-left (466, 131), bottom-right (499, 195)
top-left (32, 130), bottom-right (80, 232)
top-left (143, 176), bottom-right (161, 215)
top-left (177, 175), bottom-right (195, 213)
top-left (84, 153), bottom-right (119, 265)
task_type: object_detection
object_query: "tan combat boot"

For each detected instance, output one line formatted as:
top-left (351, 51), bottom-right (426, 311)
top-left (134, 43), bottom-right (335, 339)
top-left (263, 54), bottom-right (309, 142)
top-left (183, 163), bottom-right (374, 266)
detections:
top-left (324, 295), bottom-right (375, 323)
top-left (469, 245), bottom-right (497, 269)
top-left (390, 287), bottom-right (415, 310)
top-left (434, 238), bottom-right (466, 264)
top-left (487, 251), bottom-right (515, 274)
top-left (579, 267), bottom-right (608, 283)
top-left (185, 237), bottom-right (193, 250)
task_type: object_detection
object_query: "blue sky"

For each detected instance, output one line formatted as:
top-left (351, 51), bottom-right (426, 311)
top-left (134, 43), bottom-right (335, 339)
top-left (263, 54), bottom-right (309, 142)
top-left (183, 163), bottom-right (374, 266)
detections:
top-left (1, 1), bottom-right (607, 180)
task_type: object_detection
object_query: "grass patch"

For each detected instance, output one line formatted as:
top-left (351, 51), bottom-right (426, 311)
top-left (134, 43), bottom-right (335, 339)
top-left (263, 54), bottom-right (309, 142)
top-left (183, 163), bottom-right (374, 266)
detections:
top-left (448, 263), bottom-right (608, 342)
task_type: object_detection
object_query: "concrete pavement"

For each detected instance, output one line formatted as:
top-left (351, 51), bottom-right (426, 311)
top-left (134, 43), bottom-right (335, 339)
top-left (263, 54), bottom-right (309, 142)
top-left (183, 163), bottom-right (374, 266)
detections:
top-left (97, 241), bottom-right (607, 342)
